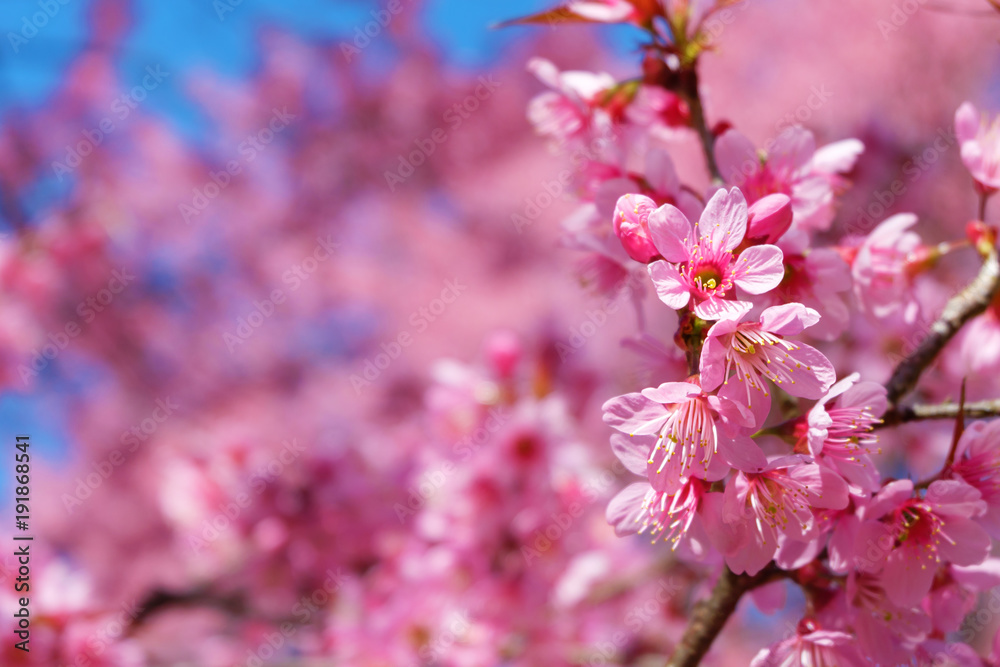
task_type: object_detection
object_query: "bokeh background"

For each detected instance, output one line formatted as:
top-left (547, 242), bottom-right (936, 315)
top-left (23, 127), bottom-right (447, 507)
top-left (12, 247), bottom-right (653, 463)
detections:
top-left (0, 0), bottom-right (998, 665)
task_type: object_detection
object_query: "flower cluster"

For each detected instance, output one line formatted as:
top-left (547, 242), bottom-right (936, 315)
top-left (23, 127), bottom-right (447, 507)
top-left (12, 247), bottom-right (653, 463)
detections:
top-left (522, 0), bottom-right (1000, 662)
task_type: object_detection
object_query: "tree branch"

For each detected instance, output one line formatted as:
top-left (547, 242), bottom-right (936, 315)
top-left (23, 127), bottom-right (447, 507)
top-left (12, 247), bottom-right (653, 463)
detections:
top-left (665, 564), bottom-right (783, 667)
top-left (880, 398), bottom-right (1000, 427)
top-left (884, 243), bottom-right (1000, 407)
top-left (678, 66), bottom-right (722, 185)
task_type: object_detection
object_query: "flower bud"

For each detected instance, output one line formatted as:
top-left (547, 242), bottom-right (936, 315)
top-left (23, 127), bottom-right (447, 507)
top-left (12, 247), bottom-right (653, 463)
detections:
top-left (485, 330), bottom-right (521, 379)
top-left (613, 193), bottom-right (659, 263)
top-left (746, 193), bottom-right (793, 244)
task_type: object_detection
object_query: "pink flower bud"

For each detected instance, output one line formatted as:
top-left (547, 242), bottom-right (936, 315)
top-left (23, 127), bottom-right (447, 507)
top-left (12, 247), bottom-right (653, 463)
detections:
top-left (613, 193), bottom-right (659, 263)
top-left (746, 193), bottom-right (793, 244)
top-left (484, 330), bottom-right (521, 379)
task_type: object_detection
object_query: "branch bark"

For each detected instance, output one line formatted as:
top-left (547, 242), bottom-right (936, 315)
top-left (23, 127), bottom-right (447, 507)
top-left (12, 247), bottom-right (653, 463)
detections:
top-left (881, 398), bottom-right (1000, 427)
top-left (884, 244), bottom-right (1000, 407)
top-left (665, 564), bottom-right (783, 667)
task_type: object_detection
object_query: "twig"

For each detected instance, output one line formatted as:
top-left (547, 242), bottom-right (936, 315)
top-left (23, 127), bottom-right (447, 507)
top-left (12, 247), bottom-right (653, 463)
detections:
top-left (880, 398), bottom-right (1000, 427)
top-left (884, 243), bottom-right (1000, 407)
top-left (665, 564), bottom-right (783, 667)
top-left (678, 67), bottom-right (722, 185)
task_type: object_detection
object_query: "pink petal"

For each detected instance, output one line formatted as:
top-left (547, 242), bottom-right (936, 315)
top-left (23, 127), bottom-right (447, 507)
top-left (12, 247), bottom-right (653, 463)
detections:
top-left (648, 260), bottom-right (691, 310)
top-left (881, 548), bottom-right (935, 608)
top-left (864, 479), bottom-right (914, 521)
top-left (776, 342), bottom-right (836, 400)
top-left (749, 580), bottom-right (786, 615)
top-left (699, 187), bottom-right (747, 251)
top-left (811, 138), bottom-right (864, 174)
top-left (839, 380), bottom-right (888, 418)
top-left (693, 297), bottom-right (754, 322)
top-left (733, 244), bottom-right (784, 295)
top-left (602, 393), bottom-right (668, 435)
top-left (610, 432), bottom-right (652, 475)
top-left (700, 491), bottom-right (744, 555)
top-left (769, 126), bottom-right (816, 174)
top-left (647, 204), bottom-right (692, 263)
top-left (714, 129), bottom-right (758, 185)
top-left (698, 335), bottom-right (729, 392)
top-left (759, 303), bottom-right (820, 336)
top-left (645, 148), bottom-right (681, 195)
top-left (827, 515), bottom-right (859, 574)
top-left (775, 533), bottom-right (823, 570)
top-left (788, 463), bottom-right (849, 509)
top-left (641, 381), bottom-right (701, 404)
top-left (926, 479), bottom-right (986, 518)
top-left (717, 435), bottom-right (767, 473)
top-left (937, 517), bottom-right (991, 566)
top-left (606, 482), bottom-right (649, 536)
top-left (717, 378), bottom-right (771, 430)
top-left (955, 101), bottom-right (980, 144)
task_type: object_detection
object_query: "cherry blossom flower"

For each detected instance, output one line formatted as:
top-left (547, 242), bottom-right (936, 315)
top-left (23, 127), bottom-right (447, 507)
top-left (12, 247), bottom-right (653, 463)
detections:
top-left (805, 372), bottom-right (886, 495)
top-left (955, 101), bottom-right (1000, 192)
top-left (714, 126), bottom-right (864, 233)
top-left (644, 187), bottom-right (785, 320)
top-left (854, 479), bottom-right (990, 607)
top-left (715, 456), bottom-right (849, 575)
top-left (750, 628), bottom-right (869, 667)
top-left (851, 213), bottom-right (924, 324)
top-left (948, 419), bottom-right (1000, 538)
top-left (606, 469), bottom-right (711, 552)
top-left (699, 302), bottom-right (836, 409)
top-left (527, 58), bottom-right (615, 143)
top-left (602, 378), bottom-right (766, 490)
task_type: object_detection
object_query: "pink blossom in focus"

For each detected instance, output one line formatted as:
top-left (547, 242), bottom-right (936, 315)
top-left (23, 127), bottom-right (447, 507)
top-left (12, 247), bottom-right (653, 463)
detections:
top-left (602, 378), bottom-right (766, 490)
top-left (699, 302), bottom-right (836, 408)
top-left (715, 456), bottom-right (849, 575)
top-left (854, 479), bottom-right (990, 608)
top-left (645, 187), bottom-right (785, 320)
top-left (805, 372), bottom-right (886, 495)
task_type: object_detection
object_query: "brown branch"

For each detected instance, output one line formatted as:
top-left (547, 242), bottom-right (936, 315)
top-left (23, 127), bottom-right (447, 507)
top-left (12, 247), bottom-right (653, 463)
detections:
top-left (880, 398), bottom-right (1000, 427)
top-left (665, 564), bottom-right (783, 667)
top-left (678, 66), bottom-right (722, 184)
top-left (884, 243), bottom-right (1000, 407)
